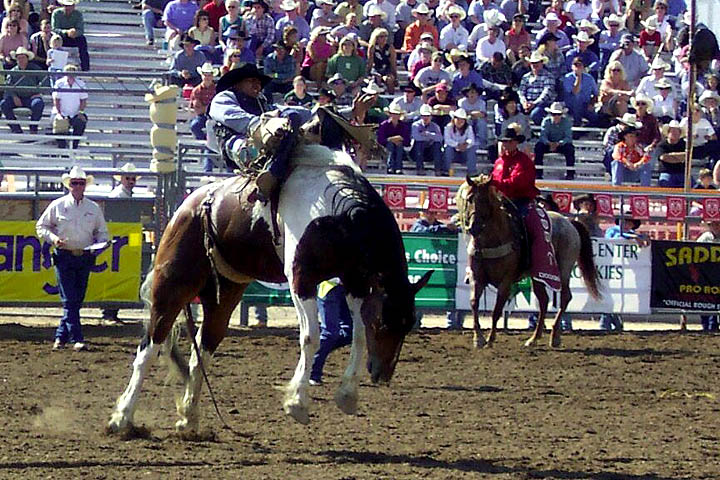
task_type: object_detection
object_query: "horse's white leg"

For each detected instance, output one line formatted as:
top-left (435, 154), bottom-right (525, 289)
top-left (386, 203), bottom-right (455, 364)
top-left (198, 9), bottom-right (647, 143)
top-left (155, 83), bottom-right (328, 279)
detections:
top-left (549, 285), bottom-right (571, 349)
top-left (108, 338), bottom-right (161, 432)
top-left (175, 326), bottom-right (210, 434)
top-left (334, 294), bottom-right (365, 415)
top-left (525, 281), bottom-right (549, 348)
top-left (284, 294), bottom-right (319, 425)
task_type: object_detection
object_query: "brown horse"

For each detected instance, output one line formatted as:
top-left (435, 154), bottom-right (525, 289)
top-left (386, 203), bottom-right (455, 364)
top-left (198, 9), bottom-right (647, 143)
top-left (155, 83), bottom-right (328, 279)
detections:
top-left (456, 175), bottom-right (601, 349)
top-left (107, 145), bottom-right (431, 435)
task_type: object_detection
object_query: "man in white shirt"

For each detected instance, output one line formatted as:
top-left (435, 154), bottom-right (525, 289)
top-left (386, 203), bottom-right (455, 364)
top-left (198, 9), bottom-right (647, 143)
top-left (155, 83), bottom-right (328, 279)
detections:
top-left (37, 166), bottom-right (109, 351)
top-left (363, 0), bottom-right (396, 31)
top-left (389, 83), bottom-right (423, 121)
top-left (439, 5), bottom-right (469, 50)
top-left (476, 23), bottom-right (505, 62)
top-left (52, 64), bottom-right (88, 149)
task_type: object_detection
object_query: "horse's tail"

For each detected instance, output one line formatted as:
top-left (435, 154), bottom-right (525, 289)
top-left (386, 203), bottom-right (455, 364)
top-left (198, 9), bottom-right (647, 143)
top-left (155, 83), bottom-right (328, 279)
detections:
top-left (139, 265), bottom-right (190, 383)
top-left (571, 220), bottom-right (602, 300)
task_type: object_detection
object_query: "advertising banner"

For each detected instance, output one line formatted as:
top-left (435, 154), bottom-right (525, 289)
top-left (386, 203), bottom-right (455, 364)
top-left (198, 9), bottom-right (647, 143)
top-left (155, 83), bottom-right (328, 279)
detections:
top-left (651, 240), bottom-right (720, 311)
top-left (0, 221), bottom-right (143, 302)
top-left (242, 233), bottom-right (458, 309)
top-left (383, 185), bottom-right (406, 210)
top-left (456, 235), bottom-right (651, 314)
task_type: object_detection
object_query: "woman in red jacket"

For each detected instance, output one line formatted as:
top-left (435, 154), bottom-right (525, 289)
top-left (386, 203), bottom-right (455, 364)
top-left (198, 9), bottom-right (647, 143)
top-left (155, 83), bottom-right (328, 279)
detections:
top-left (490, 124), bottom-right (562, 291)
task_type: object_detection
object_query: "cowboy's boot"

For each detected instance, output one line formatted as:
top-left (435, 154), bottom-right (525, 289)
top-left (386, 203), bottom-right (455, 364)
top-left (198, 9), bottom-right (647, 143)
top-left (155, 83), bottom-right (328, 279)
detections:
top-left (256, 170), bottom-right (279, 198)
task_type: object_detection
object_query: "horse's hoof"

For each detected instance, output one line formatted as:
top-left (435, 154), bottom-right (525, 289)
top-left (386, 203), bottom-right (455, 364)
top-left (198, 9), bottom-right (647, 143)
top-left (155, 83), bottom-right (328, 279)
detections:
top-left (107, 412), bottom-right (128, 434)
top-left (284, 402), bottom-right (310, 425)
top-left (175, 418), bottom-right (199, 436)
top-left (473, 333), bottom-right (486, 349)
top-left (334, 389), bottom-right (358, 415)
top-left (524, 338), bottom-right (537, 348)
top-left (550, 337), bottom-right (562, 349)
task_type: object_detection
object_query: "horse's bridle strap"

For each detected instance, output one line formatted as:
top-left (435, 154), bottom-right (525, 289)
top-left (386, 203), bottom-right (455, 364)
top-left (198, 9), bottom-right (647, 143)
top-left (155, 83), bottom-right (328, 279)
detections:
top-left (479, 242), bottom-right (514, 259)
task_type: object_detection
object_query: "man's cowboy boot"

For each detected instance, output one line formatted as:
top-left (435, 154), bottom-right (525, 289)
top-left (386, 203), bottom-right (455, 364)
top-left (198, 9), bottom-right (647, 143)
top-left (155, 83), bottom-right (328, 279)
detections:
top-left (256, 170), bottom-right (278, 199)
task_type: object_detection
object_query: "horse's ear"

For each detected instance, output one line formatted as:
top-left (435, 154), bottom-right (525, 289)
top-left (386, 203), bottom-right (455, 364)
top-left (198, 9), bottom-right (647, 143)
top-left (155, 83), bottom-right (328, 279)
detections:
top-left (411, 270), bottom-right (433, 296)
top-left (465, 175), bottom-right (475, 186)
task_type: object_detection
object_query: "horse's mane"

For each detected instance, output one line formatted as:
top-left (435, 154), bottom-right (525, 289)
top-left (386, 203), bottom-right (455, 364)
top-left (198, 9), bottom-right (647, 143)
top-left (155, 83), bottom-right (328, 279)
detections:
top-left (456, 174), bottom-right (493, 233)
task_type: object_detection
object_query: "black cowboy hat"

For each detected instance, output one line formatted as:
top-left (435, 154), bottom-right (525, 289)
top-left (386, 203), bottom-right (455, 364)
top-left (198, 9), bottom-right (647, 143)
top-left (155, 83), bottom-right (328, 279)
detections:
top-left (616, 207), bottom-right (641, 229)
top-left (216, 63), bottom-right (272, 93)
top-left (572, 193), bottom-right (597, 211)
top-left (318, 87), bottom-right (336, 100)
top-left (402, 83), bottom-right (421, 95)
top-left (179, 33), bottom-right (200, 46)
top-left (537, 32), bottom-right (559, 45)
top-left (498, 126), bottom-right (526, 143)
top-left (617, 127), bottom-right (639, 141)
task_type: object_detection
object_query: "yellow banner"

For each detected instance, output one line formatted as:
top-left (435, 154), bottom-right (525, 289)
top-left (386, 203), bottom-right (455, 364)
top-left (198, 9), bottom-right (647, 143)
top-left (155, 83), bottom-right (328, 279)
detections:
top-left (0, 221), bottom-right (143, 302)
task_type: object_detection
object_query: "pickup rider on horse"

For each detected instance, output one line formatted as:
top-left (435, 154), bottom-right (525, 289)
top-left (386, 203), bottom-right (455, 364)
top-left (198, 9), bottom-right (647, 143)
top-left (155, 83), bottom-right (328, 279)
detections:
top-left (490, 125), bottom-right (562, 291)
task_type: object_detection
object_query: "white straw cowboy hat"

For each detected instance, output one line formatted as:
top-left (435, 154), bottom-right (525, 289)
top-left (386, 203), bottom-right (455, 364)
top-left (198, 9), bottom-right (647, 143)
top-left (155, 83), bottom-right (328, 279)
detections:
top-left (650, 57), bottom-right (670, 70)
top-left (196, 62), bottom-right (219, 76)
top-left (603, 13), bottom-right (624, 29)
top-left (450, 108), bottom-right (469, 120)
top-left (699, 90), bottom-right (720, 107)
top-left (661, 119), bottom-right (686, 137)
top-left (572, 31), bottom-right (594, 44)
top-left (114, 162), bottom-right (141, 181)
top-left (62, 166), bottom-right (94, 188)
top-left (10, 46), bottom-right (34, 60)
top-left (577, 19), bottom-right (600, 35)
top-left (316, 0), bottom-right (334, 5)
top-left (641, 16), bottom-right (658, 31)
top-left (545, 101), bottom-right (567, 114)
top-left (362, 81), bottom-right (384, 94)
top-left (279, 0), bottom-right (298, 10)
top-left (617, 112), bottom-right (643, 128)
top-left (445, 47), bottom-right (468, 62)
top-left (446, 5), bottom-right (466, 21)
top-left (413, 2), bottom-right (430, 15)
top-left (654, 77), bottom-right (673, 89)
top-left (483, 9), bottom-right (505, 26)
top-left (57, 0), bottom-right (79, 5)
top-left (543, 12), bottom-right (560, 26)
top-left (385, 104), bottom-right (405, 115)
top-left (419, 104), bottom-right (433, 116)
top-left (631, 94), bottom-right (654, 111)
top-left (528, 50), bottom-right (548, 63)
top-left (367, 4), bottom-right (387, 19)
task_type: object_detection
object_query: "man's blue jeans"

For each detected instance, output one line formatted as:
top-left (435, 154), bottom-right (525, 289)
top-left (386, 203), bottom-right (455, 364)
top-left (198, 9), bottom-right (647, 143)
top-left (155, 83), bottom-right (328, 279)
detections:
top-left (142, 9), bottom-right (161, 42)
top-left (53, 250), bottom-right (94, 344)
top-left (310, 285), bottom-right (353, 382)
top-left (386, 142), bottom-right (405, 172)
top-left (529, 101), bottom-right (552, 125)
top-left (1, 95), bottom-right (44, 133)
top-left (411, 140), bottom-right (441, 172)
top-left (565, 96), bottom-right (600, 126)
top-left (611, 160), bottom-right (652, 186)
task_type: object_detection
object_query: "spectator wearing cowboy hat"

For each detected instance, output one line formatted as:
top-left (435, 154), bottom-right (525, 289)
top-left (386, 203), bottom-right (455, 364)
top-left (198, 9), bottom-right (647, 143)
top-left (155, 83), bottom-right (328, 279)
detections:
top-left (534, 101), bottom-right (576, 180)
top-left (536, 32), bottom-right (565, 82)
top-left (301, 26), bottom-right (333, 82)
top-left (451, 53), bottom-right (483, 97)
top-left (1, 46), bottom-right (46, 134)
top-left (52, 63), bottom-right (88, 149)
top-left (602, 112), bottom-right (637, 174)
top-left (263, 41), bottom-right (296, 98)
top-left (411, 104), bottom-right (444, 175)
top-left (651, 77), bottom-right (677, 123)
top-left (699, 90), bottom-right (720, 135)
top-left (37, 166), bottom-right (109, 351)
top-left (598, 13), bottom-right (624, 72)
top-left (611, 116), bottom-right (652, 185)
top-left (518, 50), bottom-right (557, 125)
top-left (562, 56), bottom-right (599, 126)
top-left (334, 0), bottom-right (363, 24)
top-left (444, 108), bottom-right (477, 176)
top-left (310, 0), bottom-right (340, 30)
top-left (468, 0), bottom-right (499, 27)
top-left (458, 83), bottom-right (488, 148)
top-left (360, 80), bottom-right (390, 124)
top-left (189, 62), bottom-right (217, 170)
top-left (505, 13), bottom-right (530, 64)
top-left (573, 193), bottom-right (603, 237)
top-left (576, 19), bottom-right (600, 55)
top-left (468, 9), bottom-right (506, 52)
top-left (440, 5), bottom-right (469, 51)
top-left (632, 93), bottom-right (661, 154)
top-left (407, 32), bottom-right (435, 72)
top-left (326, 73), bottom-right (353, 106)
top-left (358, 4), bottom-right (389, 43)
top-left (638, 16), bottom-right (661, 61)
top-left (51, 0), bottom-right (89, 70)
top-left (402, 2), bottom-right (438, 52)
top-left (362, 0), bottom-right (396, 32)
top-left (636, 56), bottom-right (671, 100)
top-left (169, 34), bottom-right (206, 87)
top-left (476, 21), bottom-right (506, 63)
top-left (389, 83), bottom-right (422, 121)
top-left (534, 12), bottom-right (570, 50)
top-left (162, 0), bottom-right (199, 50)
top-left (656, 119), bottom-right (686, 187)
top-left (378, 103), bottom-right (411, 174)
top-left (223, 25), bottom-right (254, 64)
top-left (245, 0), bottom-right (275, 58)
top-left (275, 0), bottom-right (310, 42)
top-left (565, 30), bottom-right (599, 76)
top-left (415, 50), bottom-right (452, 91)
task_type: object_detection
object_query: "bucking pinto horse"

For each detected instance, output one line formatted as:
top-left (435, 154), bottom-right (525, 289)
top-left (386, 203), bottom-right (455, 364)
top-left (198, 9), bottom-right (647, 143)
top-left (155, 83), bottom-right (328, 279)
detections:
top-left (107, 144), bottom-right (431, 435)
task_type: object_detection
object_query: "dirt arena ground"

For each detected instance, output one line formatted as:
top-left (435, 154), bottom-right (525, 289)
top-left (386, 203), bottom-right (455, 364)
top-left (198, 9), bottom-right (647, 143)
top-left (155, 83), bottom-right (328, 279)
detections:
top-left (1, 316), bottom-right (719, 479)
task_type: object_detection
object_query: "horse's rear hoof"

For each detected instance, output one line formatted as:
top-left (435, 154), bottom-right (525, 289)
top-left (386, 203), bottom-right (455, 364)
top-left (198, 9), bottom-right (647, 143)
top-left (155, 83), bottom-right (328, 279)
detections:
top-left (524, 337), bottom-right (537, 348)
top-left (284, 403), bottom-right (310, 425)
top-left (334, 390), bottom-right (358, 415)
top-left (550, 336), bottom-right (562, 349)
top-left (473, 332), bottom-right (486, 349)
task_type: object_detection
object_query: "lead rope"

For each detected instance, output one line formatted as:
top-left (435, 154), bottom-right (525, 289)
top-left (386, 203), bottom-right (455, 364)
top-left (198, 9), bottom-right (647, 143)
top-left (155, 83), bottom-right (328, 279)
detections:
top-left (183, 305), bottom-right (246, 438)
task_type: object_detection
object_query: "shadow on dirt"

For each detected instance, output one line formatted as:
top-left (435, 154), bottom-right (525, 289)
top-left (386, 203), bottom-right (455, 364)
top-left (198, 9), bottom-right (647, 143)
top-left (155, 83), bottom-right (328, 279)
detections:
top-left (321, 450), bottom-right (677, 479)
top-left (562, 347), bottom-right (690, 358)
top-left (423, 385), bottom-right (503, 393)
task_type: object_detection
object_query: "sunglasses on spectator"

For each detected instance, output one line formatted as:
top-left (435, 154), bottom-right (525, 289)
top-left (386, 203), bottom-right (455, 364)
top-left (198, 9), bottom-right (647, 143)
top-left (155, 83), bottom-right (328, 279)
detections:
top-left (572, 62), bottom-right (583, 66)
top-left (70, 181), bottom-right (86, 186)
top-left (611, 68), bottom-right (622, 72)
top-left (450, 14), bottom-right (460, 18)
top-left (232, 54), bottom-right (242, 58)
top-left (636, 102), bottom-right (647, 106)
top-left (227, 5), bottom-right (237, 7)
top-left (123, 176), bottom-right (137, 181)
